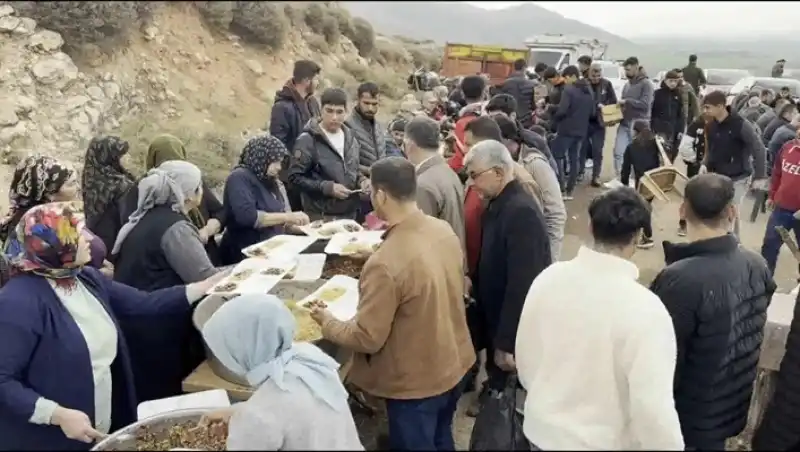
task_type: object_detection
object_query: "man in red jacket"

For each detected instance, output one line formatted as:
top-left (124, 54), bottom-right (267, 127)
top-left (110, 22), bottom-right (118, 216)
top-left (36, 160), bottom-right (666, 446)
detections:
top-left (761, 138), bottom-right (800, 275)
top-left (448, 75), bottom-right (487, 175)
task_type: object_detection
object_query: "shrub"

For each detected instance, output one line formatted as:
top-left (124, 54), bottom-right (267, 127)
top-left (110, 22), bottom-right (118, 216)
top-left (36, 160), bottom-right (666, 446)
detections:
top-left (410, 48), bottom-right (441, 71)
top-left (329, 7), bottom-right (355, 38)
top-left (282, 2), bottom-right (303, 25)
top-left (303, 3), bottom-right (326, 34)
top-left (194, 1), bottom-right (234, 31)
top-left (12, 1), bottom-right (140, 52)
top-left (375, 40), bottom-right (408, 65)
top-left (231, 1), bottom-right (289, 51)
top-left (320, 15), bottom-right (340, 46)
top-left (341, 60), bottom-right (370, 82)
top-left (306, 34), bottom-right (330, 54)
top-left (349, 18), bottom-right (375, 57)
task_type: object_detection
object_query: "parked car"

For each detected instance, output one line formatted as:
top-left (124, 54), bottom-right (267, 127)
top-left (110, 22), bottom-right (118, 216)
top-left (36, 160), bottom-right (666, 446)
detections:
top-left (701, 68), bottom-right (752, 97)
top-left (781, 68), bottom-right (800, 81)
top-left (726, 76), bottom-right (800, 105)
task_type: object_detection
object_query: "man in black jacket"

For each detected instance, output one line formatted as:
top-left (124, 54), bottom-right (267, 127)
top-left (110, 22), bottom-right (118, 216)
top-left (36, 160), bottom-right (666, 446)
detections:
top-left (585, 63), bottom-right (618, 187)
top-left (500, 58), bottom-right (538, 129)
top-left (701, 90), bottom-right (768, 238)
top-left (650, 173), bottom-right (775, 451)
top-left (485, 93), bottom-right (557, 171)
top-left (551, 65), bottom-right (595, 199)
top-left (270, 60), bottom-right (322, 210)
top-left (464, 139), bottom-right (551, 394)
top-left (288, 88), bottom-right (369, 221)
top-left (651, 70), bottom-right (685, 162)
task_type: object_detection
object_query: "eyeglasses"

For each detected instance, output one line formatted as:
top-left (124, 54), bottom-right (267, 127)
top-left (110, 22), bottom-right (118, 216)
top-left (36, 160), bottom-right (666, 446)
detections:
top-left (468, 167), bottom-right (498, 180)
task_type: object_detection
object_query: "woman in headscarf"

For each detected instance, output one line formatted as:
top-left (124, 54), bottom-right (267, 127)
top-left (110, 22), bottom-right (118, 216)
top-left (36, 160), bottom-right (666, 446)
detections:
top-left (81, 136), bottom-right (136, 254)
top-left (125, 134), bottom-right (226, 265)
top-left (200, 295), bottom-right (363, 450)
top-left (219, 135), bottom-right (309, 265)
top-left (0, 202), bottom-right (222, 450)
top-left (111, 160), bottom-right (223, 402)
top-left (0, 154), bottom-right (107, 269)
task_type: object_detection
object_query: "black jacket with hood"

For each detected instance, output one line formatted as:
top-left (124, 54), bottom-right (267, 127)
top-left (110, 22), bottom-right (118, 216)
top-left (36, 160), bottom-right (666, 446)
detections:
top-left (650, 235), bottom-right (775, 449)
top-left (500, 71), bottom-right (537, 128)
top-left (269, 82), bottom-right (321, 159)
top-left (651, 81), bottom-right (684, 139)
top-left (552, 79), bottom-right (595, 138)
top-left (287, 119), bottom-right (365, 220)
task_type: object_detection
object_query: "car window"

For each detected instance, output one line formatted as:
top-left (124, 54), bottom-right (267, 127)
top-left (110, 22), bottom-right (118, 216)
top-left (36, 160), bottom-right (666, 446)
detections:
top-left (706, 69), bottom-right (751, 86)
top-left (595, 62), bottom-right (622, 79)
top-left (754, 78), bottom-right (800, 95)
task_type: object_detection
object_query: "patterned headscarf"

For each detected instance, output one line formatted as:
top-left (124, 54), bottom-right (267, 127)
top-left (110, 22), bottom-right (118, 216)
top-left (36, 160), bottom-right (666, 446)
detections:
top-left (238, 135), bottom-right (288, 183)
top-left (3, 202), bottom-right (88, 287)
top-left (81, 136), bottom-right (136, 226)
top-left (0, 155), bottom-right (73, 244)
top-left (145, 135), bottom-right (205, 228)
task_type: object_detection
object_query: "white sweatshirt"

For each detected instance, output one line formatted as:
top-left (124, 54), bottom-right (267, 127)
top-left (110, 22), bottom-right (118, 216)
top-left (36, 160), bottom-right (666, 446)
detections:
top-left (515, 246), bottom-right (684, 450)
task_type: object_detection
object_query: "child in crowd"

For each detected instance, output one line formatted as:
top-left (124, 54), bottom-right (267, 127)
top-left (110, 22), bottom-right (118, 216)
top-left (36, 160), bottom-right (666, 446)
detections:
top-left (620, 119), bottom-right (662, 249)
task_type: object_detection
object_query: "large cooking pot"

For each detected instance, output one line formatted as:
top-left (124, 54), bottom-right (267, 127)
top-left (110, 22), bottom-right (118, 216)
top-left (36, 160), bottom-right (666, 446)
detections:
top-left (192, 280), bottom-right (326, 387)
top-left (91, 408), bottom-right (214, 451)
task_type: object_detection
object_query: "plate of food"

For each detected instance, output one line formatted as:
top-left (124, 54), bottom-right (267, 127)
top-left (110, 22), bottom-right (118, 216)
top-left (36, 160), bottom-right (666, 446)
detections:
top-left (297, 275), bottom-right (359, 321)
top-left (282, 253), bottom-right (327, 281)
top-left (206, 258), bottom-right (295, 295)
top-left (298, 219), bottom-right (363, 239)
top-left (324, 231), bottom-right (384, 256)
top-left (286, 300), bottom-right (323, 343)
top-left (241, 235), bottom-right (317, 259)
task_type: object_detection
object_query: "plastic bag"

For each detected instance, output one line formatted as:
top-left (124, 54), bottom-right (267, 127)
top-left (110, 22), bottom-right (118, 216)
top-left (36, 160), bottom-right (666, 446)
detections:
top-left (468, 376), bottom-right (529, 451)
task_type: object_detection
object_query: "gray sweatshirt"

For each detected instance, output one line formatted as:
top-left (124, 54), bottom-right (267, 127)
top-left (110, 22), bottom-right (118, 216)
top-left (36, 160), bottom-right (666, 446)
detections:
top-left (519, 147), bottom-right (566, 261)
top-left (621, 72), bottom-right (655, 126)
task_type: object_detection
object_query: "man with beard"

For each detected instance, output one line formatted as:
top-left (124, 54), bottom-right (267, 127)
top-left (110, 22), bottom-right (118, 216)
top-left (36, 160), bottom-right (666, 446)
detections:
top-left (586, 62), bottom-right (618, 187)
top-left (681, 54), bottom-right (706, 94)
top-left (464, 139), bottom-right (551, 415)
top-left (345, 82), bottom-right (387, 179)
top-left (500, 59), bottom-right (537, 129)
top-left (674, 68), bottom-right (700, 126)
top-left (550, 65), bottom-right (594, 199)
top-left (612, 57), bottom-right (655, 182)
top-left (270, 60), bottom-right (322, 210)
top-left (577, 55), bottom-right (592, 79)
top-left (650, 173), bottom-right (775, 451)
top-left (651, 70), bottom-right (685, 162)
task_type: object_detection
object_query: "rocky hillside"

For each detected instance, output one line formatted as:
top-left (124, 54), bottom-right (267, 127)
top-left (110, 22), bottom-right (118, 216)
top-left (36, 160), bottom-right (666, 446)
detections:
top-left (0, 1), bottom-right (432, 191)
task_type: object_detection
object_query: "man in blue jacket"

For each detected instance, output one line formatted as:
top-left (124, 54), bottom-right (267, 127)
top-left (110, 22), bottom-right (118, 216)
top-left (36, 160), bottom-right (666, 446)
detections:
top-left (551, 65), bottom-right (595, 200)
top-left (269, 60), bottom-right (322, 210)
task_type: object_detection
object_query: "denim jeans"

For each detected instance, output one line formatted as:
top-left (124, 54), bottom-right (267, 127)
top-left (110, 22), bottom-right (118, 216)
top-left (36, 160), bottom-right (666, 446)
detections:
top-left (582, 127), bottom-right (606, 180)
top-left (385, 376), bottom-right (467, 451)
top-left (551, 135), bottom-right (583, 193)
top-left (760, 206), bottom-right (800, 275)
top-left (613, 123), bottom-right (633, 177)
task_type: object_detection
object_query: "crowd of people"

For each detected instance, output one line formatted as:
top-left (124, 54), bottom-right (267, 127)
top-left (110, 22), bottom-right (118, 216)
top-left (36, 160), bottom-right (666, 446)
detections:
top-left (0, 50), bottom-right (799, 452)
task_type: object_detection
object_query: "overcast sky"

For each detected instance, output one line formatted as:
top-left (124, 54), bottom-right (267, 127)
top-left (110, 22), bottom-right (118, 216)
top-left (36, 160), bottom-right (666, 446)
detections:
top-left (467, 1), bottom-right (797, 37)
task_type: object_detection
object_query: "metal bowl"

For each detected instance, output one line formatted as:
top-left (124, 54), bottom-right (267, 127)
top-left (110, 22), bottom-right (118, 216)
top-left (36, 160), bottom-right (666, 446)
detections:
top-left (91, 408), bottom-right (214, 451)
top-left (192, 280), bottom-right (326, 387)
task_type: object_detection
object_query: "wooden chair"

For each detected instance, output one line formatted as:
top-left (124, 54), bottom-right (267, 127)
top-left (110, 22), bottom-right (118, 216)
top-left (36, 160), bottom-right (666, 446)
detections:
top-left (637, 136), bottom-right (689, 202)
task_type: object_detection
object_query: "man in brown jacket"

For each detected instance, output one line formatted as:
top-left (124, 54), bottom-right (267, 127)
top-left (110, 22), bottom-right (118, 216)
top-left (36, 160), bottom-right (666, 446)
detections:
top-left (404, 116), bottom-right (466, 249)
top-left (311, 157), bottom-right (475, 450)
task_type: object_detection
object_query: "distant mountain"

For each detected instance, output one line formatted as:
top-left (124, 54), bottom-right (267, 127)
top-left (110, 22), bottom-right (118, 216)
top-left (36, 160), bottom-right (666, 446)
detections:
top-left (341, 1), bottom-right (642, 57)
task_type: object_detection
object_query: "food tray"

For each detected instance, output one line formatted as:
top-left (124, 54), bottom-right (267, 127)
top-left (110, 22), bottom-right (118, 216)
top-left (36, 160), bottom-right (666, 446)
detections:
top-left (206, 258), bottom-right (295, 296)
top-left (297, 219), bottom-right (363, 239)
top-left (91, 408), bottom-right (216, 451)
top-left (241, 234), bottom-right (317, 259)
top-left (321, 255), bottom-right (364, 279)
top-left (298, 275), bottom-right (359, 321)
top-left (285, 253), bottom-right (327, 281)
top-left (324, 231), bottom-right (384, 256)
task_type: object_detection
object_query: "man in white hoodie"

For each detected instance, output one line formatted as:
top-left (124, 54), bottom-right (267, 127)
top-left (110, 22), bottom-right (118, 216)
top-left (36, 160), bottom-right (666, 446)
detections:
top-left (515, 186), bottom-right (684, 450)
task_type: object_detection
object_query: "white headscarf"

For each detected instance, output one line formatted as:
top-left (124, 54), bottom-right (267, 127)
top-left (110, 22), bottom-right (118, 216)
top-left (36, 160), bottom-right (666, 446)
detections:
top-left (111, 160), bottom-right (202, 255)
top-left (202, 294), bottom-right (350, 412)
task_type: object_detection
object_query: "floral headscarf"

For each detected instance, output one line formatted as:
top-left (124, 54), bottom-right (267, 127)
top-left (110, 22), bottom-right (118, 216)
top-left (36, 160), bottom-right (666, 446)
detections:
top-left (238, 135), bottom-right (288, 183)
top-left (4, 202), bottom-right (87, 286)
top-left (0, 155), bottom-right (73, 244)
top-left (81, 136), bottom-right (136, 226)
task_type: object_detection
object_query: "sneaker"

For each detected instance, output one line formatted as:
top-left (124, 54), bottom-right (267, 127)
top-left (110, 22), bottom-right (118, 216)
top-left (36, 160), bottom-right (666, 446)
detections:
top-left (585, 159), bottom-right (594, 169)
top-left (677, 224), bottom-right (687, 237)
top-left (637, 236), bottom-right (655, 249)
top-left (603, 179), bottom-right (623, 189)
top-left (563, 192), bottom-right (574, 200)
top-left (590, 178), bottom-right (602, 188)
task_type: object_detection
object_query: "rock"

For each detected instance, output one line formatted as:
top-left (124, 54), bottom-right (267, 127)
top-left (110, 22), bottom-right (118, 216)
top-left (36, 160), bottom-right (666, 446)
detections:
top-left (12, 17), bottom-right (35, 35)
top-left (0, 15), bottom-right (20, 32)
top-left (245, 59), bottom-right (264, 76)
top-left (102, 82), bottom-right (120, 100)
top-left (0, 4), bottom-right (14, 17)
top-left (0, 122), bottom-right (27, 145)
top-left (31, 52), bottom-right (78, 88)
top-left (28, 30), bottom-right (64, 52)
top-left (10, 95), bottom-right (37, 115)
top-left (84, 107), bottom-right (101, 126)
top-left (0, 105), bottom-right (19, 126)
top-left (65, 95), bottom-right (89, 111)
top-left (143, 26), bottom-right (158, 41)
top-left (86, 86), bottom-right (105, 101)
